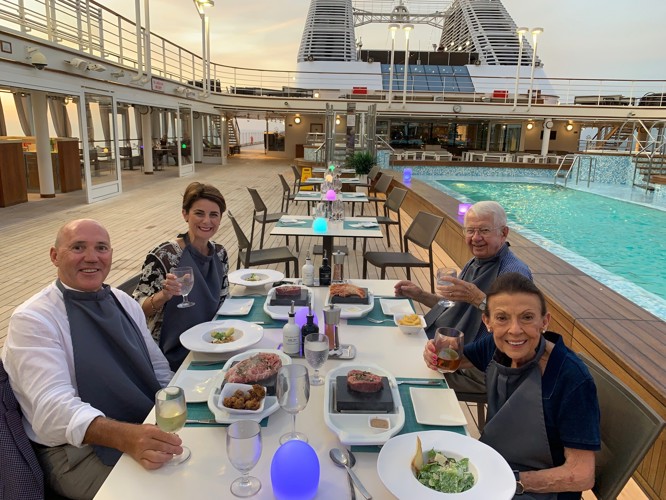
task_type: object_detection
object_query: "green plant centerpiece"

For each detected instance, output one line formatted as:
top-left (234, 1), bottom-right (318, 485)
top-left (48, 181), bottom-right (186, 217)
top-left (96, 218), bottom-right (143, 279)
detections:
top-left (346, 151), bottom-right (375, 176)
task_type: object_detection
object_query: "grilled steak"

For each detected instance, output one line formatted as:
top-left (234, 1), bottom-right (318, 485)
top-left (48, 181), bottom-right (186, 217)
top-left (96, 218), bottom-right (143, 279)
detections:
top-left (347, 370), bottom-right (383, 393)
top-left (275, 285), bottom-right (302, 297)
top-left (225, 353), bottom-right (283, 384)
top-left (329, 283), bottom-right (367, 299)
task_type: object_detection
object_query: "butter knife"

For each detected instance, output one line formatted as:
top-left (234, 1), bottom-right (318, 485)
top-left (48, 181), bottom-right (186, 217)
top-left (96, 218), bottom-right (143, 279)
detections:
top-left (396, 380), bottom-right (442, 386)
top-left (185, 418), bottom-right (218, 424)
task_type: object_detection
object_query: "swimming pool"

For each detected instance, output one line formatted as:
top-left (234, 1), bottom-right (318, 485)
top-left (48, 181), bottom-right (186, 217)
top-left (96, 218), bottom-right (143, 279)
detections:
top-left (430, 179), bottom-right (666, 320)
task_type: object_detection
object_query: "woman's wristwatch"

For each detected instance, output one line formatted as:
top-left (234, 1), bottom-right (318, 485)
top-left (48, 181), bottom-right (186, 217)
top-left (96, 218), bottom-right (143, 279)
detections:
top-left (513, 470), bottom-right (525, 495)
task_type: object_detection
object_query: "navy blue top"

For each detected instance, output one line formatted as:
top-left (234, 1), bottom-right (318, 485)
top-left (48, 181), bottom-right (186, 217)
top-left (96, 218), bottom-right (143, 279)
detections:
top-left (465, 332), bottom-right (601, 500)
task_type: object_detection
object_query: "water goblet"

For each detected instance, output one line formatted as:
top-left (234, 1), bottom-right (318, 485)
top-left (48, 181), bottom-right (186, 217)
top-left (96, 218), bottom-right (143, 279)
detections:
top-left (276, 364), bottom-right (310, 444)
top-left (226, 420), bottom-right (262, 497)
top-left (433, 327), bottom-right (464, 374)
top-left (172, 266), bottom-right (195, 308)
top-left (436, 267), bottom-right (457, 307)
top-left (155, 386), bottom-right (191, 465)
top-left (304, 333), bottom-right (329, 385)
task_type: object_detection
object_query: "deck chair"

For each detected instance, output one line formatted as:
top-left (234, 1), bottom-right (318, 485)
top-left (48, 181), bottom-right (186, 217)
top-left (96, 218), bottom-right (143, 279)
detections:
top-left (278, 174), bottom-right (296, 213)
top-left (0, 360), bottom-right (45, 500)
top-left (362, 211), bottom-right (444, 293)
top-left (363, 173), bottom-right (393, 215)
top-left (247, 187), bottom-right (298, 252)
top-left (228, 211), bottom-right (299, 278)
top-left (116, 273), bottom-right (141, 295)
top-left (577, 353), bottom-right (664, 500)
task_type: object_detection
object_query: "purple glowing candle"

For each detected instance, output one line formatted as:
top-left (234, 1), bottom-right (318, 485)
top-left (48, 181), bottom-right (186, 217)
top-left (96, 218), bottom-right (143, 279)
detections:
top-left (403, 167), bottom-right (412, 183)
top-left (325, 189), bottom-right (337, 201)
top-left (458, 203), bottom-right (472, 215)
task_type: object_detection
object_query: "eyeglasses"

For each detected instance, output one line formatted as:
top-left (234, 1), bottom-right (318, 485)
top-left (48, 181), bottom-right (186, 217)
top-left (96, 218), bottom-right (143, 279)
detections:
top-left (463, 226), bottom-right (502, 237)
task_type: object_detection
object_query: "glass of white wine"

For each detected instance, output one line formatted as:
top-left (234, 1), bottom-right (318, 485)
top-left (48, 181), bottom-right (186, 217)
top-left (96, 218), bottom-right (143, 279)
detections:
top-left (155, 386), bottom-right (191, 465)
top-left (172, 266), bottom-right (195, 308)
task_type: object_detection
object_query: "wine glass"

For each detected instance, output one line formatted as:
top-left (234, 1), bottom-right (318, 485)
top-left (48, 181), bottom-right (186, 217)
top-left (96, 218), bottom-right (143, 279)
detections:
top-left (172, 266), bottom-right (195, 308)
top-left (433, 327), bottom-right (464, 374)
top-left (226, 420), bottom-right (262, 497)
top-left (304, 333), bottom-right (329, 386)
top-left (154, 386), bottom-right (191, 465)
top-left (276, 364), bottom-right (310, 444)
top-left (436, 267), bottom-right (457, 307)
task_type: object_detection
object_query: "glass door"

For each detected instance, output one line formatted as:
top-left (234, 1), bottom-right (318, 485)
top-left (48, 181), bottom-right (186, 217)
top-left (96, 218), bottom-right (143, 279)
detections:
top-left (178, 107), bottom-right (194, 176)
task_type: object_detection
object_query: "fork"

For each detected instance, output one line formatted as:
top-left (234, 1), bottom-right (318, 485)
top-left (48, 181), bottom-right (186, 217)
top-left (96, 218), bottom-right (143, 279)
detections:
top-left (366, 318), bottom-right (393, 324)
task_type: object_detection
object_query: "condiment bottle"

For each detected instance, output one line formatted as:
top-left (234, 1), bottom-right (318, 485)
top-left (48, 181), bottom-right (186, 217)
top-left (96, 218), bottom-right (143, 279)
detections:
top-left (282, 301), bottom-right (300, 355)
top-left (300, 304), bottom-right (319, 355)
top-left (319, 250), bottom-right (331, 286)
top-left (302, 252), bottom-right (314, 286)
top-left (323, 304), bottom-right (341, 350)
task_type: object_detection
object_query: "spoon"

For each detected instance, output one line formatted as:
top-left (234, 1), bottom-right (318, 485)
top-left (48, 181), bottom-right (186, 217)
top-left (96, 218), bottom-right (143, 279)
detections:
top-left (330, 448), bottom-right (372, 500)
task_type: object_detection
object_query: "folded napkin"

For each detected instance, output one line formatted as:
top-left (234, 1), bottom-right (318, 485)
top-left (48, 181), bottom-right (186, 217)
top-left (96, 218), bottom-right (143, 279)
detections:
top-left (344, 221), bottom-right (379, 230)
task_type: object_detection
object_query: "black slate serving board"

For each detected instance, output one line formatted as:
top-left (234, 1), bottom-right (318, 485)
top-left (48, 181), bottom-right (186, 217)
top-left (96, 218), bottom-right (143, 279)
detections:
top-left (270, 289), bottom-right (309, 306)
top-left (335, 375), bottom-right (393, 413)
top-left (330, 288), bottom-right (370, 305)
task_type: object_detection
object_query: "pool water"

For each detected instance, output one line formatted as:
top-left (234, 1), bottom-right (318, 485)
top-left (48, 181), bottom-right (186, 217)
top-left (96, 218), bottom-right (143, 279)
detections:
top-left (432, 180), bottom-right (666, 318)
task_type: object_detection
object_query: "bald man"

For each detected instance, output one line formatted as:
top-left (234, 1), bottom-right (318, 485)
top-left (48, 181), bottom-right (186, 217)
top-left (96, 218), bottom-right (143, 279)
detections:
top-left (2, 219), bottom-right (180, 500)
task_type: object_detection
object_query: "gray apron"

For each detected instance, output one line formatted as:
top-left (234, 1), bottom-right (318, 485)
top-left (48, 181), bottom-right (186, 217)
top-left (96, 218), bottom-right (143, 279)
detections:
top-left (57, 280), bottom-right (161, 466)
top-left (425, 243), bottom-right (509, 343)
top-left (480, 337), bottom-right (556, 500)
top-left (160, 239), bottom-right (223, 370)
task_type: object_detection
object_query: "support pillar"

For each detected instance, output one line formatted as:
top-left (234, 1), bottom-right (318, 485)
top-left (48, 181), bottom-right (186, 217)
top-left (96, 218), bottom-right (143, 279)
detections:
top-left (141, 112), bottom-right (154, 174)
top-left (31, 91), bottom-right (55, 198)
top-left (193, 113), bottom-right (203, 162)
top-left (541, 119), bottom-right (553, 156)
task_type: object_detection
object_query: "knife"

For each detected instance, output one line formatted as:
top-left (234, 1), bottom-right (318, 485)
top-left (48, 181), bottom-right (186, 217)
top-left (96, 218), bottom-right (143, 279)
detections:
top-left (396, 380), bottom-right (442, 386)
top-left (185, 418), bottom-right (219, 424)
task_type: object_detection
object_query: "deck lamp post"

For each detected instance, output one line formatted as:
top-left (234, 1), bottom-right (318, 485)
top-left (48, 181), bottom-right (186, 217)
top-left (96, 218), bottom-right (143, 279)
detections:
top-left (387, 23), bottom-right (399, 108)
top-left (527, 27), bottom-right (543, 111)
top-left (401, 23), bottom-right (414, 108)
top-left (193, 0), bottom-right (214, 97)
top-left (512, 27), bottom-right (528, 110)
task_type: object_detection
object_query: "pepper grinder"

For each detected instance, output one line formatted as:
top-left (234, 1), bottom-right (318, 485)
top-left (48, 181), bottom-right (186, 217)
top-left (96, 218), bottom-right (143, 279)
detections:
top-left (323, 304), bottom-right (341, 351)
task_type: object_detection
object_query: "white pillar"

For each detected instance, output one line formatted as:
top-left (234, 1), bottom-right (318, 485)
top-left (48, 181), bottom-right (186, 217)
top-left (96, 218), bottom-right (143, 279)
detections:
top-left (141, 112), bottom-right (154, 174)
top-left (541, 119), bottom-right (552, 156)
top-left (193, 113), bottom-right (203, 162)
top-left (31, 91), bottom-right (55, 197)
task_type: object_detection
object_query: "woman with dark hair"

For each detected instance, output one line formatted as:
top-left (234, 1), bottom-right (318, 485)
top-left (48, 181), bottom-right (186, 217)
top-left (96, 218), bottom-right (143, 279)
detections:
top-left (134, 182), bottom-right (229, 370)
top-left (423, 272), bottom-right (600, 499)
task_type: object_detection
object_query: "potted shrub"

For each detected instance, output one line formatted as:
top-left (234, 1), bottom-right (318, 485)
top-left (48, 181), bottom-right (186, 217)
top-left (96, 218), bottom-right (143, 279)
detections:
top-left (346, 151), bottom-right (375, 176)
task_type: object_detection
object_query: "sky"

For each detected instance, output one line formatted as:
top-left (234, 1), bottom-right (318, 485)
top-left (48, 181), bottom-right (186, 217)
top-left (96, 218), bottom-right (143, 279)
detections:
top-left (110, 0), bottom-right (666, 81)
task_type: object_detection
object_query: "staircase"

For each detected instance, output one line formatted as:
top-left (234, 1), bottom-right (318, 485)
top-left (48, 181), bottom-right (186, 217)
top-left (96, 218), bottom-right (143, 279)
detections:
top-left (632, 151), bottom-right (666, 191)
top-left (583, 122), bottom-right (635, 152)
top-left (217, 116), bottom-right (240, 154)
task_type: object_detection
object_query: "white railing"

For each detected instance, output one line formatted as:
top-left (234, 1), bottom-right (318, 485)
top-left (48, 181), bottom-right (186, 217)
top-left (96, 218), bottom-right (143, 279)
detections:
top-left (1, 0), bottom-right (666, 106)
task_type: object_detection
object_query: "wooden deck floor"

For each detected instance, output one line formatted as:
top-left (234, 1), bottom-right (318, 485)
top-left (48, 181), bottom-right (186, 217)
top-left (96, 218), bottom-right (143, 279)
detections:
top-left (0, 148), bottom-right (645, 499)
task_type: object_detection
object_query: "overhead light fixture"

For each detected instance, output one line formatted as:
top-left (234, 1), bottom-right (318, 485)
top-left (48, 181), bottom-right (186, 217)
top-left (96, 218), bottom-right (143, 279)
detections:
top-left (67, 57), bottom-right (89, 70)
top-left (335, 117), bottom-right (341, 125)
top-left (526, 122), bottom-right (534, 130)
top-left (313, 91), bottom-right (320, 98)
top-left (294, 116), bottom-right (301, 124)
top-left (566, 123), bottom-right (574, 131)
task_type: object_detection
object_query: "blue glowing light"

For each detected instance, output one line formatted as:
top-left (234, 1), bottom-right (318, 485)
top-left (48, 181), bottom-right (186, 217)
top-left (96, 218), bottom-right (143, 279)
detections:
top-left (271, 440), bottom-right (320, 500)
top-left (403, 167), bottom-right (412, 183)
top-left (313, 217), bottom-right (328, 233)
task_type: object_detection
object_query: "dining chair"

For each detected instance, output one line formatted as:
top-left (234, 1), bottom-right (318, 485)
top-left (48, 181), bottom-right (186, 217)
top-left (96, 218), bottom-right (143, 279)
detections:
top-left (227, 211), bottom-right (299, 278)
top-left (577, 353), bottom-right (664, 500)
top-left (363, 172), bottom-right (393, 215)
top-left (362, 211), bottom-right (444, 293)
top-left (247, 187), bottom-right (298, 252)
top-left (352, 186), bottom-right (407, 251)
top-left (358, 164), bottom-right (381, 193)
top-left (278, 174), bottom-right (296, 213)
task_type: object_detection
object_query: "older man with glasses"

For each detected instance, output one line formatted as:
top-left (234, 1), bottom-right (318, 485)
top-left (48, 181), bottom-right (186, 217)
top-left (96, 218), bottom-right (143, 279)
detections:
top-left (394, 200), bottom-right (532, 395)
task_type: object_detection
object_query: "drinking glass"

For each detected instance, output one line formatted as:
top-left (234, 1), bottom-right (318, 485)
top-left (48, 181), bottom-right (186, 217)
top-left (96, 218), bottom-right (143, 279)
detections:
top-left (433, 327), bottom-right (464, 374)
top-left (155, 386), bottom-right (191, 465)
top-left (226, 420), bottom-right (262, 497)
top-left (276, 364), bottom-right (310, 444)
top-left (304, 333), bottom-right (329, 385)
top-left (314, 202), bottom-right (326, 219)
top-left (332, 200), bottom-right (344, 221)
top-left (172, 266), bottom-right (195, 308)
top-left (436, 267), bottom-right (457, 307)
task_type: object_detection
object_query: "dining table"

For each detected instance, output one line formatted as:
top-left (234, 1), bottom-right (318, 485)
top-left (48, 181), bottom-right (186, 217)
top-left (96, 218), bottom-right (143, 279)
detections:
top-left (93, 279), bottom-right (470, 500)
top-left (270, 215), bottom-right (382, 260)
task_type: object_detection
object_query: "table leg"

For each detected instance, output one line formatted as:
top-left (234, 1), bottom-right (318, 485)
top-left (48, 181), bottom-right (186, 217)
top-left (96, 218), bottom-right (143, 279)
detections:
top-left (322, 236), bottom-right (334, 259)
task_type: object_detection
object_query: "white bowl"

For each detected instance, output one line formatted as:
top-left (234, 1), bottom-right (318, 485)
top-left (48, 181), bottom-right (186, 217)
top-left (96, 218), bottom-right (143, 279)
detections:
top-left (219, 383), bottom-right (266, 414)
top-left (394, 313), bottom-right (426, 334)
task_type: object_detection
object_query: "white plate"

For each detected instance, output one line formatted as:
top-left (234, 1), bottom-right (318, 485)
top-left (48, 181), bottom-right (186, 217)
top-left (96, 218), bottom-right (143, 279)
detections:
top-left (170, 369), bottom-right (220, 403)
top-left (323, 363), bottom-right (405, 446)
top-left (179, 320), bottom-right (263, 354)
top-left (217, 298), bottom-right (254, 316)
top-left (380, 298), bottom-right (415, 315)
top-left (324, 291), bottom-right (375, 318)
top-left (377, 431), bottom-right (515, 500)
top-left (263, 285), bottom-right (312, 320)
top-left (410, 388), bottom-right (467, 426)
top-left (218, 383), bottom-right (266, 414)
top-left (206, 349), bottom-right (291, 424)
top-left (228, 268), bottom-right (284, 287)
